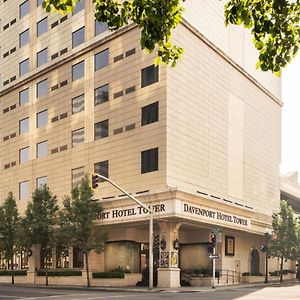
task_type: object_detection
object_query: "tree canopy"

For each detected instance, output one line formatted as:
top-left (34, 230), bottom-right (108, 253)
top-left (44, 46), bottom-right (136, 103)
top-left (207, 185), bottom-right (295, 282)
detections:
top-left (43, 0), bottom-right (300, 74)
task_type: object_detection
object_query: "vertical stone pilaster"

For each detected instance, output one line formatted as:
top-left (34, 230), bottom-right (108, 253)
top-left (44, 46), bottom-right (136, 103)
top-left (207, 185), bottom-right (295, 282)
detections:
top-left (27, 244), bottom-right (41, 284)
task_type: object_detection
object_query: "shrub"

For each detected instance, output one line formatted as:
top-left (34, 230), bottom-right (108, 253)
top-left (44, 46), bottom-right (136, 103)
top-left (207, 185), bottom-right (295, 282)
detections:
top-left (0, 270), bottom-right (27, 276)
top-left (37, 270), bottom-right (82, 276)
top-left (92, 272), bottom-right (124, 278)
top-left (242, 272), bottom-right (263, 276)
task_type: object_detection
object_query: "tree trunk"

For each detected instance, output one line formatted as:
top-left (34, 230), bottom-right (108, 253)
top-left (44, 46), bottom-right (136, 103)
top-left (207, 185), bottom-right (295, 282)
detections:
top-left (298, 260), bottom-right (300, 281)
top-left (11, 258), bottom-right (14, 285)
top-left (280, 255), bottom-right (284, 283)
top-left (45, 257), bottom-right (48, 286)
top-left (84, 252), bottom-right (90, 288)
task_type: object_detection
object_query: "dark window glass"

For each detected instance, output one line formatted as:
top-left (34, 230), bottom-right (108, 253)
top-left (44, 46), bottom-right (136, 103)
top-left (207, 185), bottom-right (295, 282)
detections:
top-left (72, 27), bottom-right (85, 48)
top-left (72, 128), bottom-right (84, 147)
top-left (19, 59), bottom-right (29, 77)
top-left (37, 48), bottom-right (48, 67)
top-left (37, 110), bottom-right (48, 128)
top-left (72, 94), bottom-right (84, 114)
top-left (19, 118), bottom-right (29, 134)
top-left (94, 119), bottom-right (109, 140)
top-left (19, 29), bottom-right (29, 48)
top-left (37, 79), bottom-right (48, 98)
top-left (19, 181), bottom-right (29, 200)
top-left (72, 61), bottom-right (84, 81)
top-left (20, 0), bottom-right (29, 18)
top-left (37, 17), bottom-right (48, 37)
top-left (94, 160), bottom-right (108, 182)
top-left (95, 20), bottom-right (108, 36)
top-left (141, 102), bottom-right (159, 126)
top-left (141, 147), bottom-right (158, 174)
top-left (94, 84), bottom-right (109, 105)
top-left (19, 147), bottom-right (29, 164)
top-left (37, 141), bottom-right (48, 158)
top-left (73, 0), bottom-right (84, 15)
top-left (73, 247), bottom-right (84, 268)
top-left (95, 49), bottom-right (109, 71)
top-left (19, 88), bottom-right (29, 105)
top-left (141, 65), bottom-right (159, 88)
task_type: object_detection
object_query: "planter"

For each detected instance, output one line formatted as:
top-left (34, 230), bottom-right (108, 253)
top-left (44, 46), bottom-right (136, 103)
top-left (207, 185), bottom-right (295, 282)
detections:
top-left (241, 276), bottom-right (264, 283)
top-left (91, 273), bottom-right (142, 287)
top-left (190, 277), bottom-right (212, 287)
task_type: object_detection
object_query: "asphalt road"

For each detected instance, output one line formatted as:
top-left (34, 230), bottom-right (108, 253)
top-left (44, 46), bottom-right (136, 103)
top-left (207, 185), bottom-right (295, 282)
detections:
top-left (0, 284), bottom-right (300, 300)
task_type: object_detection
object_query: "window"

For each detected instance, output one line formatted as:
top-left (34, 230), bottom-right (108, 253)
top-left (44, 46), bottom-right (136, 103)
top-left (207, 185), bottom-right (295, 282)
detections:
top-left (95, 49), bottom-right (109, 71)
top-left (142, 102), bottom-right (159, 126)
top-left (19, 118), bottom-right (29, 134)
top-left (72, 61), bottom-right (84, 81)
top-left (141, 65), bottom-right (159, 87)
top-left (37, 48), bottom-right (48, 67)
top-left (71, 166), bottom-right (85, 187)
top-left (19, 181), bottom-right (29, 200)
top-left (19, 147), bottom-right (29, 164)
top-left (72, 94), bottom-right (84, 114)
top-left (37, 176), bottom-right (47, 187)
top-left (94, 84), bottom-right (109, 105)
top-left (94, 160), bottom-right (108, 182)
top-left (95, 20), bottom-right (108, 36)
top-left (19, 59), bottom-right (29, 77)
top-left (19, 88), bottom-right (29, 105)
top-left (72, 27), bottom-right (85, 48)
top-left (36, 79), bottom-right (48, 98)
top-left (72, 128), bottom-right (84, 147)
top-left (37, 110), bottom-right (48, 128)
top-left (73, 0), bottom-right (84, 15)
top-left (37, 0), bottom-right (43, 6)
top-left (94, 120), bottom-right (109, 140)
top-left (37, 141), bottom-right (48, 158)
top-left (37, 17), bottom-right (48, 37)
top-left (141, 147), bottom-right (158, 173)
top-left (20, 0), bottom-right (29, 19)
top-left (19, 29), bottom-right (29, 48)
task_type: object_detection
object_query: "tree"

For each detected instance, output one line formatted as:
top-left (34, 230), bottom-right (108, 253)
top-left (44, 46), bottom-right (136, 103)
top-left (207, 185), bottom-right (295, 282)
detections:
top-left (21, 185), bottom-right (59, 285)
top-left (43, 0), bottom-right (300, 74)
top-left (0, 192), bottom-right (21, 284)
top-left (291, 217), bottom-right (300, 280)
top-left (269, 200), bottom-right (297, 282)
top-left (57, 175), bottom-right (106, 287)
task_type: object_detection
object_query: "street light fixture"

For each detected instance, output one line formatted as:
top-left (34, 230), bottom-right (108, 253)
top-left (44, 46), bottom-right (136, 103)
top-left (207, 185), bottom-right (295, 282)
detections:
top-left (264, 227), bottom-right (272, 284)
top-left (92, 173), bottom-right (154, 289)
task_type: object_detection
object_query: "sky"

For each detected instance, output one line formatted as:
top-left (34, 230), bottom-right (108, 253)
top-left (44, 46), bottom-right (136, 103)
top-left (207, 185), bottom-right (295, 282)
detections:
top-left (281, 55), bottom-right (300, 175)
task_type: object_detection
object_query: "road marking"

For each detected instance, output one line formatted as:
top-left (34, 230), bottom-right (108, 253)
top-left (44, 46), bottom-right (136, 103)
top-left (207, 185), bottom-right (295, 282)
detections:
top-left (0, 295), bottom-right (26, 299)
top-left (72, 295), bottom-right (138, 300)
top-left (15, 294), bottom-right (89, 300)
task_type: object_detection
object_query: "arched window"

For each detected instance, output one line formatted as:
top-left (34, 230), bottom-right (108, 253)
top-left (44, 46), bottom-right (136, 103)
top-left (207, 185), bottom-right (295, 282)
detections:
top-left (251, 249), bottom-right (260, 274)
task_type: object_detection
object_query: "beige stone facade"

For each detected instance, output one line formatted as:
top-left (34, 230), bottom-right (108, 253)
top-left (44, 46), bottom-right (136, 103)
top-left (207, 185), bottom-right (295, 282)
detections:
top-left (0, 0), bottom-right (284, 288)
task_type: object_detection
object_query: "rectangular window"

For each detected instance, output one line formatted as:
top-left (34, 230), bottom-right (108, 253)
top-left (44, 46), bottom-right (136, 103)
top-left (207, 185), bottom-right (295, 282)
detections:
top-left (94, 84), bottom-right (109, 105)
top-left (19, 59), bottom-right (29, 77)
top-left (37, 79), bottom-right (48, 98)
top-left (19, 181), bottom-right (29, 200)
top-left (36, 141), bottom-right (48, 158)
top-left (72, 61), bottom-right (84, 81)
top-left (19, 117), bottom-right (29, 134)
top-left (37, 48), bottom-right (48, 67)
top-left (141, 102), bottom-right (159, 126)
top-left (19, 88), bottom-right (29, 105)
top-left (73, 0), bottom-right (84, 15)
top-left (19, 29), bottom-right (29, 48)
top-left (72, 94), bottom-right (84, 114)
top-left (72, 27), bottom-right (85, 48)
top-left (37, 17), bottom-right (48, 37)
top-left (20, 0), bottom-right (29, 19)
top-left (95, 49), bottom-right (109, 71)
top-left (71, 166), bottom-right (85, 187)
top-left (37, 0), bottom-right (43, 6)
top-left (94, 120), bottom-right (109, 140)
top-left (37, 176), bottom-right (47, 187)
top-left (95, 20), bottom-right (108, 36)
top-left (141, 65), bottom-right (159, 88)
top-left (72, 128), bottom-right (84, 147)
top-left (19, 147), bottom-right (29, 164)
top-left (37, 110), bottom-right (48, 128)
top-left (94, 160), bottom-right (108, 182)
top-left (141, 147), bottom-right (158, 174)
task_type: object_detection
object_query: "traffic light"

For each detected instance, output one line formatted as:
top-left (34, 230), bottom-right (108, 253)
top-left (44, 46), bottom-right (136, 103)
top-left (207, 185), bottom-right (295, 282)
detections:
top-left (210, 234), bottom-right (216, 248)
top-left (91, 174), bottom-right (99, 189)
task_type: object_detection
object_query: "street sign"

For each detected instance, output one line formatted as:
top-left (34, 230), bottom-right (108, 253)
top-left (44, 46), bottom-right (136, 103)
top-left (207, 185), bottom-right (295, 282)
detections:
top-left (209, 254), bottom-right (220, 259)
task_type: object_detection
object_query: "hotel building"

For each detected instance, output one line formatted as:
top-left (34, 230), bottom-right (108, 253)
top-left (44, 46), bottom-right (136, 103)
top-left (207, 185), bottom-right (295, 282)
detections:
top-left (0, 0), bottom-right (286, 287)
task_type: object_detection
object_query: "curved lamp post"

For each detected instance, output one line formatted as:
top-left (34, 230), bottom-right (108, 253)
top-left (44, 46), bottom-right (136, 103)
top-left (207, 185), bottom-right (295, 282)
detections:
top-left (264, 227), bottom-right (272, 284)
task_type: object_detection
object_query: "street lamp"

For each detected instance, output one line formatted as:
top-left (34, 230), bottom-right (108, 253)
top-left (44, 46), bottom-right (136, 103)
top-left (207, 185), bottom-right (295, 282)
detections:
top-left (264, 227), bottom-right (272, 284)
top-left (93, 173), bottom-right (154, 289)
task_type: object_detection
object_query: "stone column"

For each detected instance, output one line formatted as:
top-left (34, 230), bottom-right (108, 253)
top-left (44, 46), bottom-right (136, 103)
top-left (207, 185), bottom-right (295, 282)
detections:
top-left (27, 244), bottom-right (41, 284)
top-left (157, 222), bottom-right (181, 288)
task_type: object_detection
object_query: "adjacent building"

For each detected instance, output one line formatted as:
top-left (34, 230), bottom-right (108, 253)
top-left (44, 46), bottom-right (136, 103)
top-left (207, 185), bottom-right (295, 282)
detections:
top-left (0, 0), bottom-right (284, 287)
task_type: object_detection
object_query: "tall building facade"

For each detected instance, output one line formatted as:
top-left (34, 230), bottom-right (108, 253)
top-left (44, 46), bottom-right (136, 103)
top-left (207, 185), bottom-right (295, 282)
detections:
top-left (0, 0), bottom-right (283, 287)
